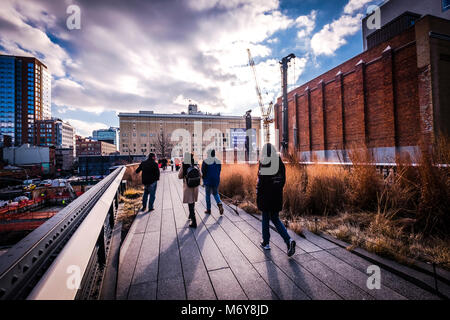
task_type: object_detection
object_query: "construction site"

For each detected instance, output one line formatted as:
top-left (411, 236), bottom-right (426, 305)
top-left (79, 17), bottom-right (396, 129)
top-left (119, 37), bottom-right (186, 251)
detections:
top-left (0, 177), bottom-right (103, 248)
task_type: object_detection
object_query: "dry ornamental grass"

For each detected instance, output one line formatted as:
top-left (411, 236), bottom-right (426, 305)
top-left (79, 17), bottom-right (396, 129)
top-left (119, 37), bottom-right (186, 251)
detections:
top-left (217, 137), bottom-right (450, 269)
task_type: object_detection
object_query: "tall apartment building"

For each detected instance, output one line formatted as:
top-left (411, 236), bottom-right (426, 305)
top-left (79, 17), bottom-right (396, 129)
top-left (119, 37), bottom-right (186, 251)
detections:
top-left (35, 118), bottom-right (76, 155)
top-left (0, 56), bottom-right (15, 143)
top-left (92, 127), bottom-right (120, 150)
top-left (76, 136), bottom-right (118, 157)
top-left (0, 55), bottom-right (51, 146)
top-left (118, 105), bottom-right (261, 159)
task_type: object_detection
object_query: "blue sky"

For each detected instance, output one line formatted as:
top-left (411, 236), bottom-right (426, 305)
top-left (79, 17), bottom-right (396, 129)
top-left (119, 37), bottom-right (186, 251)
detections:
top-left (0, 0), bottom-right (384, 136)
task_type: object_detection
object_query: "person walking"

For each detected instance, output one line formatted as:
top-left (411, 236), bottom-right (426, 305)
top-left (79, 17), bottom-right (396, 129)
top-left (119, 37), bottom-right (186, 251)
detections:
top-left (256, 143), bottom-right (296, 257)
top-left (135, 153), bottom-right (160, 212)
top-left (202, 149), bottom-right (224, 215)
top-left (178, 152), bottom-right (201, 228)
top-left (161, 158), bottom-right (168, 171)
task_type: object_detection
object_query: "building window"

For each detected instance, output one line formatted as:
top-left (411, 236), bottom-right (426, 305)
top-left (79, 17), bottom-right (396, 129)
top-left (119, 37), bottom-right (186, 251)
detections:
top-left (444, 0), bottom-right (450, 11)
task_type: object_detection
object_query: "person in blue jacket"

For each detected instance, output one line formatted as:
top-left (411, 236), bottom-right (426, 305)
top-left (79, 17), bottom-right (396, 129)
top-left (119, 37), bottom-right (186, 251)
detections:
top-left (201, 149), bottom-right (224, 215)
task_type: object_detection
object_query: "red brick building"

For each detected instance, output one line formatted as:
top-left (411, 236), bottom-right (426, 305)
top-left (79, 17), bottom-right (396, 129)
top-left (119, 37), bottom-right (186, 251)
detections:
top-left (275, 15), bottom-right (450, 163)
top-left (76, 136), bottom-right (118, 157)
top-left (35, 118), bottom-right (75, 151)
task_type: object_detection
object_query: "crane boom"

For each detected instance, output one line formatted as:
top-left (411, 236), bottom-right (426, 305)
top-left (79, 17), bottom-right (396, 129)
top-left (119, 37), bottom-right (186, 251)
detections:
top-left (247, 48), bottom-right (274, 144)
top-left (247, 49), bottom-right (264, 112)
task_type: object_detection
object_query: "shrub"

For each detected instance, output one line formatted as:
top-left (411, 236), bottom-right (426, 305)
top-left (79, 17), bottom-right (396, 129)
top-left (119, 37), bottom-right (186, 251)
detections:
top-left (346, 146), bottom-right (382, 211)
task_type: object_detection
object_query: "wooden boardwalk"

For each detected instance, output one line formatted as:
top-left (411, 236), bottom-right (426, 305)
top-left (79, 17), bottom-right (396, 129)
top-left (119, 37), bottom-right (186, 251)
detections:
top-left (116, 171), bottom-right (439, 300)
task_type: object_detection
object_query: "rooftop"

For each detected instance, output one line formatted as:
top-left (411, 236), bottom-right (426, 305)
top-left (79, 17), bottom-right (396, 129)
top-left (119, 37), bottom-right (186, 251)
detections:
top-left (118, 110), bottom-right (261, 121)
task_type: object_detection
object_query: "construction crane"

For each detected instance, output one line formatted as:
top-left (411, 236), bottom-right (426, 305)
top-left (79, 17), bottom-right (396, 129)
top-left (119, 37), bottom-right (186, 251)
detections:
top-left (247, 48), bottom-right (273, 145)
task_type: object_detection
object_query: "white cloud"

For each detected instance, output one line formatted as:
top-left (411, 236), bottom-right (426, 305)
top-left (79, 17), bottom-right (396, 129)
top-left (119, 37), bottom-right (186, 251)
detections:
top-left (310, 14), bottom-right (363, 56)
top-left (295, 10), bottom-right (317, 39)
top-left (0, 0), bottom-right (70, 77)
top-left (344, 0), bottom-right (376, 14)
top-left (0, 0), bottom-right (308, 123)
top-left (66, 119), bottom-right (108, 137)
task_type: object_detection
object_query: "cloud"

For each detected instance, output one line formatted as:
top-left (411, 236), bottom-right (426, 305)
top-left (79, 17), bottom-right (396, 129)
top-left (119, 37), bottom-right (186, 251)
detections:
top-left (308, 0), bottom-right (380, 56)
top-left (0, 0), bottom-right (303, 120)
top-left (0, 0), bottom-right (70, 77)
top-left (310, 13), bottom-right (363, 56)
top-left (65, 118), bottom-right (108, 137)
top-left (344, 0), bottom-right (376, 14)
top-left (295, 10), bottom-right (317, 39)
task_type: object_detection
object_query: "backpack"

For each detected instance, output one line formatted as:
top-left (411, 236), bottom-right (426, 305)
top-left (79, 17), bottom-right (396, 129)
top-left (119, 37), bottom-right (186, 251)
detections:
top-left (186, 165), bottom-right (201, 188)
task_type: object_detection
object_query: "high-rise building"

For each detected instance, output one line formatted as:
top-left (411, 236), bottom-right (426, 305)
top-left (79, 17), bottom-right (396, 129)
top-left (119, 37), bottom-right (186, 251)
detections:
top-left (92, 127), bottom-right (120, 150)
top-left (0, 55), bottom-right (51, 146)
top-left (0, 56), bottom-right (15, 142)
top-left (35, 118), bottom-right (75, 155)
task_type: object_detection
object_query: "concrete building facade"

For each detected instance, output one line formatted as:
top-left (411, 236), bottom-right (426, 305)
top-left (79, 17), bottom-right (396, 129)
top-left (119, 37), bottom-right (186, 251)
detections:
top-left (55, 148), bottom-right (75, 173)
top-left (275, 14), bottom-right (450, 163)
top-left (118, 106), bottom-right (261, 160)
top-left (3, 144), bottom-right (55, 174)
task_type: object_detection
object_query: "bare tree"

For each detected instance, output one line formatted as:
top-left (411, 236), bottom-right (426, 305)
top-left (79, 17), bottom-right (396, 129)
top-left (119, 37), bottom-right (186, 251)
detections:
top-left (155, 130), bottom-right (173, 159)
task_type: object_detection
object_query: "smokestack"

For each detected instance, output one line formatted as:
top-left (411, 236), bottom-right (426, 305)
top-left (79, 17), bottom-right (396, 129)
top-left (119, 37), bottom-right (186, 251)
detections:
top-left (280, 53), bottom-right (295, 156)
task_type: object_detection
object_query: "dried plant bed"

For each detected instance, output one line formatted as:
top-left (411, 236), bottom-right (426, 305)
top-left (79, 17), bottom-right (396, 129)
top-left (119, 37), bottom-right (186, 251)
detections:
top-left (117, 187), bottom-right (143, 239)
top-left (288, 213), bottom-right (450, 271)
top-left (218, 136), bottom-right (450, 270)
top-left (122, 164), bottom-right (142, 188)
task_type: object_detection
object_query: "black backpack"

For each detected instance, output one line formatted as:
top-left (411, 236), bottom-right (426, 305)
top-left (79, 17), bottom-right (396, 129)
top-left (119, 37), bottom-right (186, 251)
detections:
top-left (186, 165), bottom-right (201, 188)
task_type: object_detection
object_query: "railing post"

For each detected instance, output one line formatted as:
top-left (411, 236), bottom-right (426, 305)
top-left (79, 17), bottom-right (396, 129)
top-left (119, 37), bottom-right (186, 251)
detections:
top-left (97, 226), bottom-right (107, 267)
top-left (109, 202), bottom-right (115, 229)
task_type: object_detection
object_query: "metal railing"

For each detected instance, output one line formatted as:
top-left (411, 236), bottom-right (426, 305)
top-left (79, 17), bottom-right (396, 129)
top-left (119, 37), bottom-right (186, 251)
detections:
top-left (0, 166), bottom-right (126, 300)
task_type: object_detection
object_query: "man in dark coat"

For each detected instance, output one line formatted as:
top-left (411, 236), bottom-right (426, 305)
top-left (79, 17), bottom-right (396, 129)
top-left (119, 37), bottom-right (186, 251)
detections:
top-left (201, 149), bottom-right (224, 215)
top-left (136, 153), bottom-right (160, 211)
top-left (256, 143), bottom-right (296, 256)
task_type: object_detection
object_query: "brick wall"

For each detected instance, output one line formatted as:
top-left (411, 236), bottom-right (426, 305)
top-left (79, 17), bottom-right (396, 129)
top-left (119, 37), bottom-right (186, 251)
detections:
top-left (276, 26), bottom-right (422, 161)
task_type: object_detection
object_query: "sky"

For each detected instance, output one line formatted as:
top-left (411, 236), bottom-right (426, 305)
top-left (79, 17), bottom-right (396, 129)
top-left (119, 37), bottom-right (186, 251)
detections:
top-left (0, 0), bottom-right (385, 137)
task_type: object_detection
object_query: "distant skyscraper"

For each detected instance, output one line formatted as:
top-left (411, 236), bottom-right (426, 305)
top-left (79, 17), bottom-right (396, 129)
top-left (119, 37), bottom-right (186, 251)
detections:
top-left (92, 127), bottom-right (120, 150)
top-left (0, 55), bottom-right (51, 146)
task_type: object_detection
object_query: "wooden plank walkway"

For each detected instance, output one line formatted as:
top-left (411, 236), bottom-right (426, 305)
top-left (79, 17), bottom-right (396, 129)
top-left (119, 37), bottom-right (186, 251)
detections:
top-left (116, 171), bottom-right (439, 300)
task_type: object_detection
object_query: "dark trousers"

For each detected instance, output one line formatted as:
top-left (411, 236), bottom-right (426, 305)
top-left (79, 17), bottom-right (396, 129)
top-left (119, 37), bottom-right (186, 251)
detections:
top-left (188, 203), bottom-right (195, 220)
top-left (142, 181), bottom-right (157, 209)
top-left (262, 211), bottom-right (291, 246)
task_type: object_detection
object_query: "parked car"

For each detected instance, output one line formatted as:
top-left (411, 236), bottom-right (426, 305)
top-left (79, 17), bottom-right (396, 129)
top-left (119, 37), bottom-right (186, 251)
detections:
top-left (40, 179), bottom-right (52, 187)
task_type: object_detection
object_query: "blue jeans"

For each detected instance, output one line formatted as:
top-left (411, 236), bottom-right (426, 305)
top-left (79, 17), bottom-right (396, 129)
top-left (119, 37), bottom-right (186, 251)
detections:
top-left (205, 185), bottom-right (221, 210)
top-left (142, 181), bottom-right (157, 209)
top-left (262, 211), bottom-right (291, 246)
